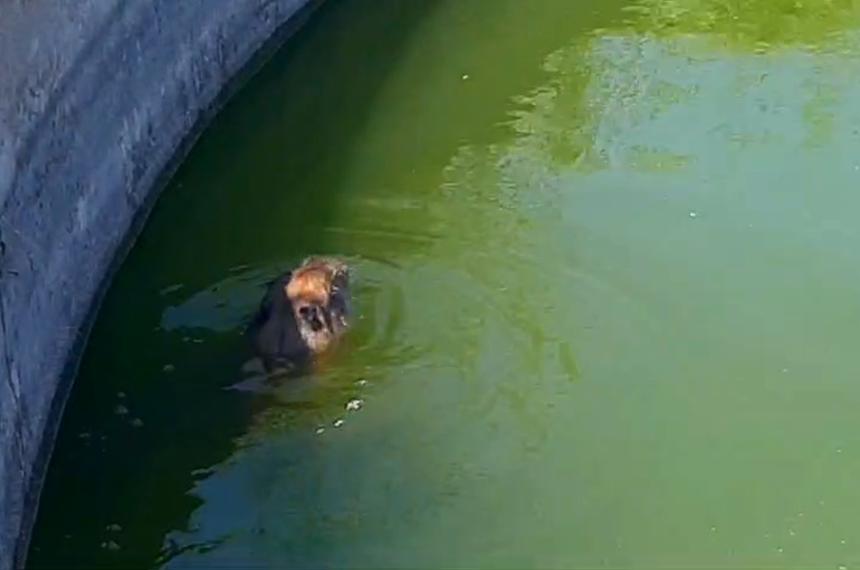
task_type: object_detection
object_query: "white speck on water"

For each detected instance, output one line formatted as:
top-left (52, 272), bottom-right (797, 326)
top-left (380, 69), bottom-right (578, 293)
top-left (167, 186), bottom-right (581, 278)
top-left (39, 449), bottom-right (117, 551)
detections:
top-left (163, 364), bottom-right (175, 373)
top-left (462, 73), bottom-right (470, 80)
top-left (114, 405), bottom-right (128, 416)
top-left (789, 529), bottom-right (796, 536)
top-left (841, 539), bottom-right (847, 545)
top-left (355, 379), bottom-right (368, 387)
top-left (333, 418), bottom-right (345, 428)
top-left (315, 427), bottom-right (325, 435)
top-left (689, 211), bottom-right (697, 218)
top-left (798, 512), bottom-right (804, 517)
top-left (838, 565), bottom-right (848, 570)
top-left (105, 523), bottom-right (122, 533)
top-left (710, 526), bottom-right (717, 532)
top-left (117, 392), bottom-right (126, 399)
top-left (782, 368), bottom-right (789, 373)
top-left (777, 547), bottom-right (784, 553)
top-left (130, 418), bottom-right (144, 428)
top-left (837, 448), bottom-right (843, 454)
top-left (346, 398), bottom-right (363, 412)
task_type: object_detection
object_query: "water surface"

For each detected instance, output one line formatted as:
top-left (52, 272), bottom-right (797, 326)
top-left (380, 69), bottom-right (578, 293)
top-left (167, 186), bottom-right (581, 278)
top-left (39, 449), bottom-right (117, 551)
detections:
top-left (29, 0), bottom-right (860, 568)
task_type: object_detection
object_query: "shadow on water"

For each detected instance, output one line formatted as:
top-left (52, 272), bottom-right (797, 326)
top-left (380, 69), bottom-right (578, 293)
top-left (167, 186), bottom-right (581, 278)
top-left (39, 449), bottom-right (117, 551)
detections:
top-left (27, 1), bottom-right (441, 568)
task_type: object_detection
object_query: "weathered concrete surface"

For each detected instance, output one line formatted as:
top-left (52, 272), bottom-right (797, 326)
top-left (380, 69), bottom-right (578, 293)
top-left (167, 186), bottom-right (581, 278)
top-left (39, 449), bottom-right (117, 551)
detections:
top-left (0, 0), bottom-right (317, 567)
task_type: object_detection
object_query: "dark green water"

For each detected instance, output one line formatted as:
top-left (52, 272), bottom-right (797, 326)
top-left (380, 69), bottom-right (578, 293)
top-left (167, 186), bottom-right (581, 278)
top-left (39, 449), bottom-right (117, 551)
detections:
top-left (28, 0), bottom-right (860, 568)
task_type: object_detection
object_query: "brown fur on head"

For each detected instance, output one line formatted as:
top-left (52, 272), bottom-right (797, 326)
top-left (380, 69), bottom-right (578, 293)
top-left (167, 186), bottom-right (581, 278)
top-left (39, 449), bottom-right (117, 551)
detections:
top-left (286, 257), bottom-right (344, 303)
top-left (285, 257), bottom-right (350, 354)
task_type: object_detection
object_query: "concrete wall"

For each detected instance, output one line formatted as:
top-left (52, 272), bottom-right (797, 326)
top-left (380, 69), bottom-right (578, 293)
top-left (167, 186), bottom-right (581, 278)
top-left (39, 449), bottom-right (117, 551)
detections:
top-left (0, 0), bottom-right (317, 567)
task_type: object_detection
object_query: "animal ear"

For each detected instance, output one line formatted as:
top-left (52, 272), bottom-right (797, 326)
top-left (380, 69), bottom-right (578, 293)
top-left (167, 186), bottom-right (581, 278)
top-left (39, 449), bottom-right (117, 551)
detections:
top-left (331, 271), bottom-right (349, 292)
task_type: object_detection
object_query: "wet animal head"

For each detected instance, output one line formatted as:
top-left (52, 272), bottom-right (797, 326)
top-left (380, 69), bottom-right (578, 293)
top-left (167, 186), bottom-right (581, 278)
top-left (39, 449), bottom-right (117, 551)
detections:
top-left (285, 257), bottom-right (351, 353)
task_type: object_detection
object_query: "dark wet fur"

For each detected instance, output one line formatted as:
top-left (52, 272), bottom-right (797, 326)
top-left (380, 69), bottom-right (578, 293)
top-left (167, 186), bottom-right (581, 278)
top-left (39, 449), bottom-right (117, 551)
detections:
top-left (247, 272), bottom-right (311, 374)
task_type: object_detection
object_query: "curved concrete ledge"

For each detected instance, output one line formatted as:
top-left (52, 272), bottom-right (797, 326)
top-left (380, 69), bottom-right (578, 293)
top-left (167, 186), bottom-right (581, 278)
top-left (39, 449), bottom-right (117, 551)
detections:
top-left (0, 1), bottom-right (317, 567)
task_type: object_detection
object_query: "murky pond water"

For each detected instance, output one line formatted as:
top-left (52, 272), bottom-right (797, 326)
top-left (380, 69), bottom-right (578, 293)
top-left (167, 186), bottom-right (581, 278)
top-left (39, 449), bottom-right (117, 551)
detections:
top-left (28, 0), bottom-right (860, 567)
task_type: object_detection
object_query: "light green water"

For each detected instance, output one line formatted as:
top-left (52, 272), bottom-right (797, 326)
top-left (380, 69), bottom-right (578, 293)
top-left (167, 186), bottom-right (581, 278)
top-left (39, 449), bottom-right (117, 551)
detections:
top-left (29, 0), bottom-right (860, 568)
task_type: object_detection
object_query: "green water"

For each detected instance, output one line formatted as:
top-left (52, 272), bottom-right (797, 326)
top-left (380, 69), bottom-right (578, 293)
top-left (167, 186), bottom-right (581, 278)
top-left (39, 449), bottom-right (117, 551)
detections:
top-left (28, 0), bottom-right (860, 567)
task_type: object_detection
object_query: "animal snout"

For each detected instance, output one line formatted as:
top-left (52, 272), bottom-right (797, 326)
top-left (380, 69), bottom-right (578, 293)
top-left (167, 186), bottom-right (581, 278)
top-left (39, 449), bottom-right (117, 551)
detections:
top-left (299, 305), bottom-right (325, 332)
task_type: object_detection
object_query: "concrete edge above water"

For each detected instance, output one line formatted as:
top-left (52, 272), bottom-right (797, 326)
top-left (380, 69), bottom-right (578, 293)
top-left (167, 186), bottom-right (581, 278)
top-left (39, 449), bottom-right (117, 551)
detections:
top-left (0, 1), bottom-right (317, 567)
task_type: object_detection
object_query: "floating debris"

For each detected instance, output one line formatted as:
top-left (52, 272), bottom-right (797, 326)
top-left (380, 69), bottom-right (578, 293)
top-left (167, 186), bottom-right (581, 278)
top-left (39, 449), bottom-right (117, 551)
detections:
top-left (333, 418), bottom-right (345, 428)
top-left (114, 405), bottom-right (129, 416)
top-left (345, 398), bottom-right (363, 412)
top-left (355, 379), bottom-right (368, 387)
top-left (100, 540), bottom-right (120, 551)
top-left (688, 211), bottom-right (698, 218)
top-left (315, 427), bottom-right (325, 435)
top-left (163, 364), bottom-right (175, 373)
top-left (117, 392), bottom-right (126, 399)
top-left (105, 523), bottom-right (122, 533)
top-left (462, 73), bottom-right (470, 80)
top-left (130, 418), bottom-right (144, 428)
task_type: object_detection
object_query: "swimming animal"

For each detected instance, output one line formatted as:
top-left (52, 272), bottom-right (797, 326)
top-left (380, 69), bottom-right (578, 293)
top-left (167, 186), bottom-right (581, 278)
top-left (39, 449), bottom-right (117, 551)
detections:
top-left (248, 256), bottom-right (351, 373)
